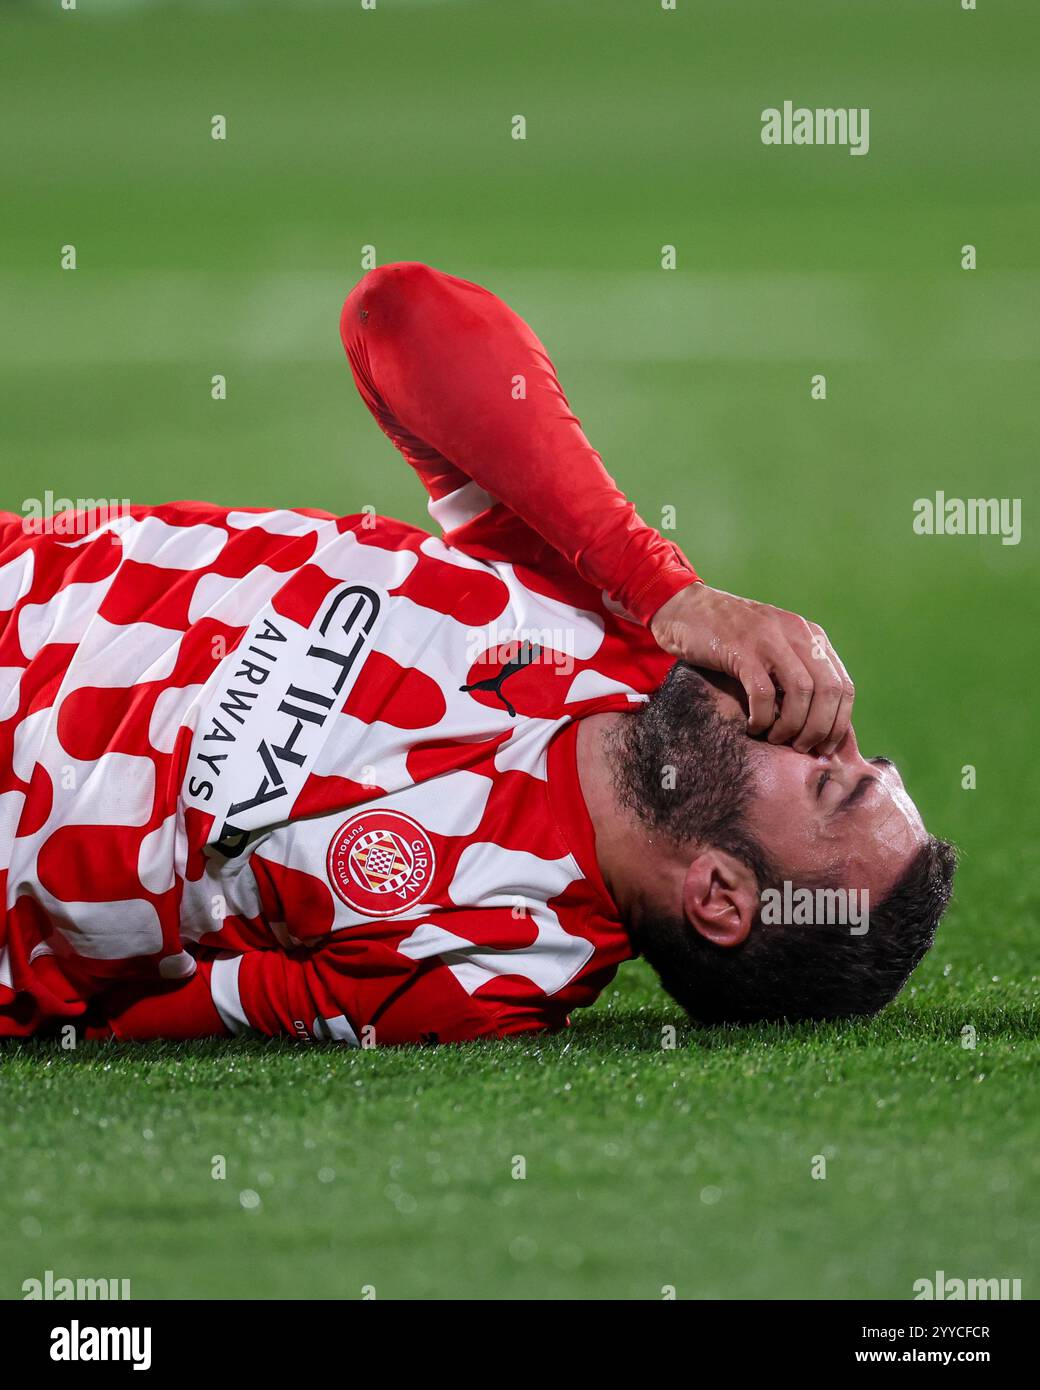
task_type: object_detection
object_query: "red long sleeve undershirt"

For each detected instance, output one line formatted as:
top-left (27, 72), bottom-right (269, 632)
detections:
top-left (339, 262), bottom-right (699, 625)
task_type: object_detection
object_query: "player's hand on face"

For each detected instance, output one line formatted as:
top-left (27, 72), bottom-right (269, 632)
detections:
top-left (648, 583), bottom-right (855, 756)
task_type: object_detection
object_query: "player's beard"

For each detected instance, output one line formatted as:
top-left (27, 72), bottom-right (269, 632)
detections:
top-left (606, 662), bottom-right (778, 886)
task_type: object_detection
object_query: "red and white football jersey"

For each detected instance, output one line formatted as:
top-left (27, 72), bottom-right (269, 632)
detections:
top-left (0, 497), bottom-right (673, 1043)
top-left (1, 261), bottom-right (698, 1044)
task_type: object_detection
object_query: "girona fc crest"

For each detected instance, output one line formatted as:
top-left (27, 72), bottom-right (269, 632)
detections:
top-left (326, 809), bottom-right (435, 917)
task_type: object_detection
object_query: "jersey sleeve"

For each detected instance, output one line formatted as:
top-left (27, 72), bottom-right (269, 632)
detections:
top-left (92, 944), bottom-right (547, 1046)
top-left (340, 262), bottom-right (700, 626)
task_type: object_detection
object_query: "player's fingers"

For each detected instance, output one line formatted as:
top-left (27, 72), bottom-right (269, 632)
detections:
top-left (739, 660), bottom-right (779, 735)
top-left (765, 653), bottom-right (815, 745)
top-left (791, 657), bottom-right (846, 754)
top-left (814, 682), bottom-right (855, 756)
top-left (806, 632), bottom-right (855, 754)
top-left (815, 669), bottom-right (856, 755)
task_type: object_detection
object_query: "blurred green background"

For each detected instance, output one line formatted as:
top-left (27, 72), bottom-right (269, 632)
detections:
top-left (0, 0), bottom-right (1037, 1301)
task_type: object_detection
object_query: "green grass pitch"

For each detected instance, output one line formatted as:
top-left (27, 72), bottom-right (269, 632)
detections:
top-left (0, 0), bottom-right (1037, 1299)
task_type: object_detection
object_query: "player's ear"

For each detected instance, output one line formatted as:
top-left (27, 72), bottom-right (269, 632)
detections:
top-left (681, 850), bottom-right (758, 948)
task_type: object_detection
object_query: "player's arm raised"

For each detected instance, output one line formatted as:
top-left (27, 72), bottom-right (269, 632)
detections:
top-left (341, 261), bottom-right (694, 625)
top-left (341, 261), bottom-right (854, 752)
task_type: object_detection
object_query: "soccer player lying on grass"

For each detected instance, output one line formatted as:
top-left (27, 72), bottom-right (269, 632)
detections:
top-left (0, 263), bottom-right (955, 1046)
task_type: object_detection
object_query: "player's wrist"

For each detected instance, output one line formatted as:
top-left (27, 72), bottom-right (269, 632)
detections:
top-left (633, 563), bottom-right (702, 628)
top-left (648, 576), bottom-right (706, 638)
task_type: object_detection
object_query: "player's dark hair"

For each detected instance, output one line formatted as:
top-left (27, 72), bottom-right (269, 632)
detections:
top-left (632, 835), bottom-right (956, 1025)
top-left (611, 661), bottom-right (956, 1023)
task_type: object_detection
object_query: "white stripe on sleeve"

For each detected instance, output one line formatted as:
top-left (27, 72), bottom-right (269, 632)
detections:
top-left (427, 481), bottom-right (495, 532)
top-left (209, 955), bottom-right (250, 1035)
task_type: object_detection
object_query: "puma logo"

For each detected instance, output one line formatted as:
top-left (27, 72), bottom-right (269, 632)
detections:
top-left (459, 643), bottom-right (541, 718)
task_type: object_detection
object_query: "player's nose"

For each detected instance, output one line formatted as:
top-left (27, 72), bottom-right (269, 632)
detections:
top-left (817, 725), bottom-right (873, 778)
